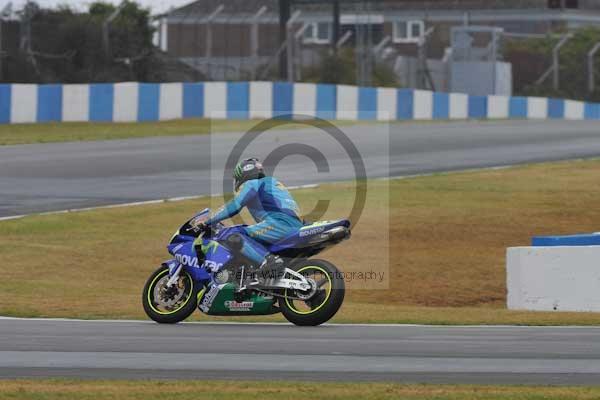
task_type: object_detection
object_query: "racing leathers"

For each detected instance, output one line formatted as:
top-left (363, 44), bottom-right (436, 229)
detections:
top-left (204, 176), bottom-right (303, 266)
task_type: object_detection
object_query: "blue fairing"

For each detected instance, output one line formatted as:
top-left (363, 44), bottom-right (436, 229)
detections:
top-left (167, 241), bottom-right (212, 282)
top-left (165, 209), bottom-right (350, 285)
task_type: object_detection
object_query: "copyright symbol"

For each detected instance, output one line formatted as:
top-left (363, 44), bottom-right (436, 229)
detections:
top-left (221, 114), bottom-right (367, 225)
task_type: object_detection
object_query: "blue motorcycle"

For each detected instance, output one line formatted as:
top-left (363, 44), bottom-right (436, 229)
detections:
top-left (142, 208), bottom-right (351, 326)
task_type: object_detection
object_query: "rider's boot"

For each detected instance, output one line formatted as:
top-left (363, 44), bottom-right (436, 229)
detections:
top-left (234, 255), bottom-right (285, 301)
top-left (255, 254), bottom-right (285, 281)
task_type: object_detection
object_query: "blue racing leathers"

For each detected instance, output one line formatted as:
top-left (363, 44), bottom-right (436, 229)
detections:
top-left (205, 177), bottom-right (303, 264)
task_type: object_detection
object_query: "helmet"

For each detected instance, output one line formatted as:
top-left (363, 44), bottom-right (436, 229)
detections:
top-left (233, 158), bottom-right (265, 191)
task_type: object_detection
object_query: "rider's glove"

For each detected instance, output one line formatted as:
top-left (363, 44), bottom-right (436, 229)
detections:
top-left (195, 222), bottom-right (210, 235)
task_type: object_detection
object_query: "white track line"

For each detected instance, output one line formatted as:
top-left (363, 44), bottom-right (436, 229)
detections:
top-left (0, 316), bottom-right (598, 329)
top-left (0, 184), bottom-right (322, 222)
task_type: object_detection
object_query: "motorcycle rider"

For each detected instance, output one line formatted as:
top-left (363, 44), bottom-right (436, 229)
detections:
top-left (199, 158), bottom-right (303, 281)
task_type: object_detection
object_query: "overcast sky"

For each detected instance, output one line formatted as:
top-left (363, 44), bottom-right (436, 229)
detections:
top-left (6, 0), bottom-right (191, 15)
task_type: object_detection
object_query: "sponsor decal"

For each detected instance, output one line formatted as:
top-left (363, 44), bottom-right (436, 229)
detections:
top-left (199, 284), bottom-right (221, 312)
top-left (299, 226), bottom-right (326, 237)
top-left (172, 243), bottom-right (184, 253)
top-left (224, 300), bottom-right (254, 312)
top-left (242, 164), bottom-right (255, 172)
top-left (174, 253), bottom-right (199, 268)
top-left (203, 259), bottom-right (224, 272)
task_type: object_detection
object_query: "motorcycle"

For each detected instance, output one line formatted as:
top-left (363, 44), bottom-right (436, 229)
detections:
top-left (142, 208), bottom-right (351, 326)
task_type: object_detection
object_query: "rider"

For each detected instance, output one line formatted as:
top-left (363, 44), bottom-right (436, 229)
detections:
top-left (200, 157), bottom-right (303, 276)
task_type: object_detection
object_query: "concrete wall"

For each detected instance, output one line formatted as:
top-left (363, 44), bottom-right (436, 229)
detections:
top-left (507, 246), bottom-right (600, 312)
top-left (450, 61), bottom-right (512, 96)
top-left (1, 81), bottom-right (599, 124)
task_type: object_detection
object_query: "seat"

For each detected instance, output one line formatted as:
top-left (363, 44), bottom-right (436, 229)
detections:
top-left (268, 219), bottom-right (351, 253)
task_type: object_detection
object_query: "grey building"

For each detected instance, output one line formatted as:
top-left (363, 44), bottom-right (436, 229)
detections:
top-left (158, 0), bottom-right (600, 86)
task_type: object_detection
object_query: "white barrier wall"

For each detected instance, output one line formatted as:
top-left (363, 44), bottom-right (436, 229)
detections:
top-left (204, 81), bottom-right (227, 119)
top-left (159, 83), bottom-right (183, 120)
top-left (527, 97), bottom-right (548, 119)
top-left (249, 81), bottom-right (272, 119)
top-left (507, 246), bottom-right (600, 312)
top-left (564, 100), bottom-right (585, 120)
top-left (336, 84), bottom-right (358, 120)
top-left (293, 82), bottom-right (316, 117)
top-left (11, 84), bottom-right (37, 123)
top-left (449, 93), bottom-right (468, 119)
top-left (376, 87), bottom-right (396, 121)
top-left (113, 82), bottom-right (138, 122)
top-left (487, 95), bottom-right (509, 119)
top-left (62, 84), bottom-right (89, 122)
top-left (413, 90), bottom-right (433, 120)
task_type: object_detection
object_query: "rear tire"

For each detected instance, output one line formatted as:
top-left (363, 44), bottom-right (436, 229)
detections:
top-left (142, 266), bottom-right (199, 324)
top-left (279, 259), bottom-right (345, 326)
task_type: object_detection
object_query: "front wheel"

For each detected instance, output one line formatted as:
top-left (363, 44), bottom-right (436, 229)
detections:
top-left (142, 266), bottom-right (199, 324)
top-left (279, 259), bottom-right (345, 326)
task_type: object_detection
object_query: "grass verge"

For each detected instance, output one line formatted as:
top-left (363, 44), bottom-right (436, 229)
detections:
top-left (0, 118), bottom-right (361, 145)
top-left (0, 118), bottom-right (501, 146)
top-left (1, 380), bottom-right (600, 400)
top-left (1, 159), bottom-right (600, 324)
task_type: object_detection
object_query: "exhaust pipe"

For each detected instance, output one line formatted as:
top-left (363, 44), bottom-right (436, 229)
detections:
top-left (308, 226), bottom-right (351, 245)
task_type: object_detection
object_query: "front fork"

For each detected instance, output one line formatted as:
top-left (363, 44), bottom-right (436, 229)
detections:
top-left (163, 260), bottom-right (182, 288)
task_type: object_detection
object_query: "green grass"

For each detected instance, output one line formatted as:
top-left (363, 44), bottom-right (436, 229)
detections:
top-left (1, 380), bottom-right (600, 400)
top-left (0, 118), bottom-right (362, 145)
top-left (2, 159), bottom-right (600, 324)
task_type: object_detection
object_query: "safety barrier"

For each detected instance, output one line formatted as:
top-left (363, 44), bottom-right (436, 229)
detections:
top-left (507, 233), bottom-right (600, 312)
top-left (1, 81), bottom-right (599, 124)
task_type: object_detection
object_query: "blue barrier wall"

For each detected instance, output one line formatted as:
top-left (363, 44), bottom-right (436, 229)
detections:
top-left (1, 81), bottom-right (598, 124)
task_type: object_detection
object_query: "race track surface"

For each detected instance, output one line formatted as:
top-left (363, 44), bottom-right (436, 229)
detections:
top-left (2, 120), bottom-right (600, 217)
top-left (1, 319), bottom-right (600, 384)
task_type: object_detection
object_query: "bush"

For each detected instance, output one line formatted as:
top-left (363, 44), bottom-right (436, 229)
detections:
top-left (302, 48), bottom-right (398, 87)
top-left (504, 27), bottom-right (600, 101)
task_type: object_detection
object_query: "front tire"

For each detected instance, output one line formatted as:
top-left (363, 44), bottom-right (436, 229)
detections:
top-left (279, 259), bottom-right (345, 326)
top-left (142, 266), bottom-right (199, 324)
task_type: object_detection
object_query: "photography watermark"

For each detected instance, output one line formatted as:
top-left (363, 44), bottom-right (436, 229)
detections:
top-left (233, 268), bottom-right (386, 285)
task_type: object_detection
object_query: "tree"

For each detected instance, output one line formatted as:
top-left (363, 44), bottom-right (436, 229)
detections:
top-left (2, 1), bottom-right (164, 83)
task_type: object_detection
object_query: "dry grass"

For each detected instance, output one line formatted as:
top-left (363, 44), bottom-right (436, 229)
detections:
top-left (1, 159), bottom-right (600, 324)
top-left (1, 380), bottom-right (600, 400)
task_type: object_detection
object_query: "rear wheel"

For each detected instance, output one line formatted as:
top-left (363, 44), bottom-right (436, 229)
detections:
top-left (279, 259), bottom-right (345, 326)
top-left (142, 266), bottom-right (199, 324)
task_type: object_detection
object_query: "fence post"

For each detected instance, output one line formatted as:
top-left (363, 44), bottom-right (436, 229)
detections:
top-left (294, 23), bottom-right (311, 81)
top-left (102, 2), bottom-right (126, 60)
top-left (205, 4), bottom-right (224, 80)
top-left (588, 42), bottom-right (600, 93)
top-left (552, 34), bottom-right (571, 90)
top-left (286, 10), bottom-right (301, 83)
top-left (251, 6), bottom-right (267, 80)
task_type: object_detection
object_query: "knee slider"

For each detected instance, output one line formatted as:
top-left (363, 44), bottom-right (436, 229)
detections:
top-left (225, 233), bottom-right (244, 252)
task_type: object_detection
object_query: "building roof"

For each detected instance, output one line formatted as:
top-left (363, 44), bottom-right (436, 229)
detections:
top-left (168, 0), bottom-right (600, 19)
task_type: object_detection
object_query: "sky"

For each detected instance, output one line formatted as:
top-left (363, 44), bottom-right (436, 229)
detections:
top-left (5, 0), bottom-right (192, 15)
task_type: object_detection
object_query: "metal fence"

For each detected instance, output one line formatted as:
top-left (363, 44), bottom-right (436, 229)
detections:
top-left (3, 0), bottom-right (600, 99)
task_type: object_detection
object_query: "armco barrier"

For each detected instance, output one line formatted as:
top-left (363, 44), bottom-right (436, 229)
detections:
top-left (0, 81), bottom-right (598, 124)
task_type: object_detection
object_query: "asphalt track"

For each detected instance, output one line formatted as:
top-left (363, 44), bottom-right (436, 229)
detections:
top-left (0, 318), bottom-right (600, 384)
top-left (2, 120), bottom-right (600, 217)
